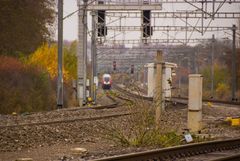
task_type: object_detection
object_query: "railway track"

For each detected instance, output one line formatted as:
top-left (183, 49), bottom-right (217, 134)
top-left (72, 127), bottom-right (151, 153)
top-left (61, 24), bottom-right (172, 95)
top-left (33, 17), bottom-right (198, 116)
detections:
top-left (92, 138), bottom-right (240, 161)
top-left (113, 85), bottom-right (152, 101)
top-left (0, 91), bottom-right (138, 154)
top-left (0, 112), bottom-right (132, 128)
top-left (114, 84), bottom-right (240, 106)
top-left (172, 96), bottom-right (240, 106)
top-left (212, 153), bottom-right (240, 161)
top-left (0, 93), bottom-right (131, 129)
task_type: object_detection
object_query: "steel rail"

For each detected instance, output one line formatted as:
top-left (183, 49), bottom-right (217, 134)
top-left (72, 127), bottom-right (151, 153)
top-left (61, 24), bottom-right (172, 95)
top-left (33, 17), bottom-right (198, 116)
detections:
top-left (114, 85), bottom-right (153, 101)
top-left (114, 84), bottom-right (240, 106)
top-left (0, 94), bottom-right (131, 128)
top-left (91, 138), bottom-right (240, 161)
top-left (211, 153), bottom-right (240, 161)
top-left (0, 112), bottom-right (133, 129)
top-left (172, 96), bottom-right (240, 106)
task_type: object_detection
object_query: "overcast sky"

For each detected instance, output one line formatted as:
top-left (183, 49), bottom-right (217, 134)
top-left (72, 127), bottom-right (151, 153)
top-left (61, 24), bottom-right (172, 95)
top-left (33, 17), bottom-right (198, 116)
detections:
top-left (61, 0), bottom-right (240, 44)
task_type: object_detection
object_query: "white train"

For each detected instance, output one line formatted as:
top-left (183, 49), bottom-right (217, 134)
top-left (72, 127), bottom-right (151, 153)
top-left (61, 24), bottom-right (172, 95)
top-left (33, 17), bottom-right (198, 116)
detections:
top-left (102, 74), bottom-right (112, 90)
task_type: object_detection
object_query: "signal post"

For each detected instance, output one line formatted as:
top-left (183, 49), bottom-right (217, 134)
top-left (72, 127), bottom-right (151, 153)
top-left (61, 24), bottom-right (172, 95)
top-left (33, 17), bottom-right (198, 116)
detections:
top-left (154, 50), bottom-right (163, 127)
top-left (77, 0), bottom-right (161, 106)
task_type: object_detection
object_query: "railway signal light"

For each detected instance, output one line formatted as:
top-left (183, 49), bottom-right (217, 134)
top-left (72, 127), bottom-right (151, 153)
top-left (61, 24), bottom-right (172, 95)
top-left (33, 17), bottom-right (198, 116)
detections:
top-left (97, 1), bottom-right (107, 37)
top-left (142, 10), bottom-right (152, 37)
top-left (143, 10), bottom-right (150, 24)
top-left (113, 61), bottom-right (116, 70)
top-left (131, 65), bottom-right (134, 74)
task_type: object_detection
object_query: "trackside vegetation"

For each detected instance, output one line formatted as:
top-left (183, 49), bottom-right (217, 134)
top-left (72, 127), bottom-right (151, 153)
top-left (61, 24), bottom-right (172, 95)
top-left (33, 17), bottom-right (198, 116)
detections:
top-left (0, 42), bottom-right (77, 114)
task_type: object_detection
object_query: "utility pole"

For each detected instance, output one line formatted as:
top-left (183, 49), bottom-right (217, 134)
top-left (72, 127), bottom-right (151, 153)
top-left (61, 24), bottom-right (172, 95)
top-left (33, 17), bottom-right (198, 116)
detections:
top-left (178, 55), bottom-right (182, 97)
top-left (154, 50), bottom-right (163, 127)
top-left (83, 0), bottom-right (88, 104)
top-left (91, 11), bottom-right (97, 103)
top-left (211, 34), bottom-right (215, 98)
top-left (77, 0), bottom-right (87, 107)
top-left (201, 1), bottom-right (204, 35)
top-left (232, 25), bottom-right (237, 101)
top-left (192, 52), bottom-right (197, 74)
top-left (57, 0), bottom-right (63, 108)
top-left (196, 46), bottom-right (200, 74)
top-left (185, 15), bottom-right (188, 44)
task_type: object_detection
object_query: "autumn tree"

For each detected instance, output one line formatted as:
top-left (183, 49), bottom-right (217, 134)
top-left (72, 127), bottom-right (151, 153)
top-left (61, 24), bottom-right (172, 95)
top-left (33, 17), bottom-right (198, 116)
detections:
top-left (201, 63), bottom-right (231, 99)
top-left (0, 0), bottom-right (55, 56)
top-left (0, 55), bottom-right (55, 114)
top-left (64, 40), bottom-right (77, 80)
top-left (28, 43), bottom-right (77, 81)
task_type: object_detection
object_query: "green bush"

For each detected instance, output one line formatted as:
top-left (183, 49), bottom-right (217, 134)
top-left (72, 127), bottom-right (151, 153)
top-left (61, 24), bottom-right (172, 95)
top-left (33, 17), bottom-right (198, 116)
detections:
top-left (0, 56), bottom-right (55, 114)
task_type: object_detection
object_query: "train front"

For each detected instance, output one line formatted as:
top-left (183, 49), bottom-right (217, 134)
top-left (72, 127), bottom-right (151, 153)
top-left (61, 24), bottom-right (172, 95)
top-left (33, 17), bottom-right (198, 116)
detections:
top-left (102, 74), bottom-right (112, 90)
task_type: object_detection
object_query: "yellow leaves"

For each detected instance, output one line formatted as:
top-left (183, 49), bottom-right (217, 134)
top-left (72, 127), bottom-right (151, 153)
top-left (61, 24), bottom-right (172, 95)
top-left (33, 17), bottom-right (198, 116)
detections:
top-left (28, 44), bottom-right (71, 81)
top-left (216, 83), bottom-right (229, 94)
top-left (215, 82), bottom-right (230, 99)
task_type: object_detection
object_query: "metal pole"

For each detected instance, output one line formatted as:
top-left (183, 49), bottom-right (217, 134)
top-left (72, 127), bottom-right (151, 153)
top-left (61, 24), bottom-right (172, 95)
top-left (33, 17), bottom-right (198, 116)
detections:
top-left (93, 13), bottom-right (97, 103)
top-left (232, 25), bottom-right (237, 101)
top-left (154, 50), bottom-right (163, 127)
top-left (57, 0), bottom-right (63, 108)
top-left (185, 15), bottom-right (187, 45)
top-left (178, 55), bottom-right (181, 97)
top-left (91, 11), bottom-right (97, 103)
top-left (201, 2), bottom-right (204, 35)
top-left (83, 0), bottom-right (88, 104)
top-left (193, 52), bottom-right (197, 74)
top-left (196, 47), bottom-right (199, 73)
top-left (211, 34), bottom-right (215, 98)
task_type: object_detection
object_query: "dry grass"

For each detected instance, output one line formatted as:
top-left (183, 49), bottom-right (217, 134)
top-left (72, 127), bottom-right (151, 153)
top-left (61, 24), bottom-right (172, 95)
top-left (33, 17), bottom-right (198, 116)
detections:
top-left (97, 83), bottom-right (182, 147)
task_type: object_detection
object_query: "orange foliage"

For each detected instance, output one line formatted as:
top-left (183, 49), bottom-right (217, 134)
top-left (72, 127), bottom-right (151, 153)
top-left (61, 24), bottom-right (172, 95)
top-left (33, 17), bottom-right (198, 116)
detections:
top-left (28, 44), bottom-right (70, 81)
top-left (0, 55), bottom-right (55, 114)
top-left (0, 55), bottom-right (24, 72)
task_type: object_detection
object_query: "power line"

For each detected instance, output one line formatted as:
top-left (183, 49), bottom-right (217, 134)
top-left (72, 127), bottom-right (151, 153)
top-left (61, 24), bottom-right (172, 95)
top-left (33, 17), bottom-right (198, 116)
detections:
top-left (106, 25), bottom-right (232, 32)
top-left (106, 11), bottom-right (240, 19)
top-left (63, 0), bottom-right (97, 20)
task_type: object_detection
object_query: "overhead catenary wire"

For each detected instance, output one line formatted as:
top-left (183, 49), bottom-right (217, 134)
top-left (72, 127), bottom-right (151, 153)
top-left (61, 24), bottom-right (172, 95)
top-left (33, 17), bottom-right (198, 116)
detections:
top-left (63, 0), bottom-right (97, 20)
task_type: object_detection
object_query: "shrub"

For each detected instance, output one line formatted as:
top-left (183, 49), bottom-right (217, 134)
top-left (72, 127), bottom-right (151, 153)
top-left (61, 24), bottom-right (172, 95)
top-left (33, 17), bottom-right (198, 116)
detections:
top-left (27, 42), bottom-right (78, 107)
top-left (97, 84), bottom-right (182, 147)
top-left (0, 56), bottom-right (55, 114)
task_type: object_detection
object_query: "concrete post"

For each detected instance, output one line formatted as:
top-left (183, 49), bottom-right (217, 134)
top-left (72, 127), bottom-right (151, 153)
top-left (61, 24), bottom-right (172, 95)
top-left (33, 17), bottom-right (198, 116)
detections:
top-left (154, 50), bottom-right (163, 126)
top-left (144, 67), bottom-right (147, 86)
top-left (188, 74), bottom-right (203, 132)
top-left (162, 64), bottom-right (173, 98)
top-left (86, 79), bottom-right (90, 99)
top-left (77, 0), bottom-right (87, 107)
top-left (77, 0), bottom-right (83, 107)
top-left (146, 63), bottom-right (155, 97)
